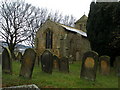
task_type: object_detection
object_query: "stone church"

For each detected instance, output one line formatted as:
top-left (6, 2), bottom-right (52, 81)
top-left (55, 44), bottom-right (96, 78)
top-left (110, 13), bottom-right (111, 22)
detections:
top-left (35, 14), bottom-right (91, 61)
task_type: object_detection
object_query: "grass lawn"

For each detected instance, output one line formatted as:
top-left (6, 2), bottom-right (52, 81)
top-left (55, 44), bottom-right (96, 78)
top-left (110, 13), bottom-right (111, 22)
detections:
top-left (2, 61), bottom-right (118, 88)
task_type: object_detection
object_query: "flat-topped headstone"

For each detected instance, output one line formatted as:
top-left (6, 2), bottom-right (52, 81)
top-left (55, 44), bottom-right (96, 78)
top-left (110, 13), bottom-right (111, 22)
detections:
top-left (80, 51), bottom-right (98, 81)
top-left (115, 56), bottom-right (120, 76)
top-left (53, 55), bottom-right (60, 70)
top-left (41, 50), bottom-right (53, 74)
top-left (19, 48), bottom-right (36, 78)
top-left (2, 47), bottom-right (12, 74)
top-left (16, 52), bottom-right (22, 62)
top-left (59, 57), bottom-right (69, 73)
top-left (99, 56), bottom-right (110, 75)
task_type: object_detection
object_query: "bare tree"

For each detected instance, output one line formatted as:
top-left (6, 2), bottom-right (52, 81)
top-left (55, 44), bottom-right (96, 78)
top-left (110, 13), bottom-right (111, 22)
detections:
top-left (48, 10), bottom-right (63, 23)
top-left (62, 15), bottom-right (76, 27)
top-left (0, 0), bottom-right (76, 57)
top-left (0, 0), bottom-right (35, 59)
top-left (24, 7), bottom-right (49, 47)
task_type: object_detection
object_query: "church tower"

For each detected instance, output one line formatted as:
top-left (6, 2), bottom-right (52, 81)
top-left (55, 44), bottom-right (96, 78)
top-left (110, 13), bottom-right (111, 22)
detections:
top-left (74, 14), bottom-right (88, 32)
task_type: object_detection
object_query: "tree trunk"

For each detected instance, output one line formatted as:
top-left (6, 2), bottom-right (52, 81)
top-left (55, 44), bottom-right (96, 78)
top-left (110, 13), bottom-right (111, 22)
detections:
top-left (8, 44), bottom-right (15, 60)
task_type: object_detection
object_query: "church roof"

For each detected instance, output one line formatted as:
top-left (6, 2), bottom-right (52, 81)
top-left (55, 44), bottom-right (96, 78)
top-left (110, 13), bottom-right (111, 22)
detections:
top-left (40, 19), bottom-right (87, 37)
top-left (75, 14), bottom-right (88, 24)
top-left (60, 24), bottom-right (87, 37)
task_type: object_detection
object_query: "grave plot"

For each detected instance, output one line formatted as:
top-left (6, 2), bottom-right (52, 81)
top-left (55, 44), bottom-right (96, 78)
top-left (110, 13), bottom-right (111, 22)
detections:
top-left (2, 47), bottom-right (12, 74)
top-left (80, 51), bottom-right (98, 81)
top-left (99, 56), bottom-right (110, 75)
top-left (19, 48), bottom-right (36, 78)
top-left (41, 50), bottom-right (53, 74)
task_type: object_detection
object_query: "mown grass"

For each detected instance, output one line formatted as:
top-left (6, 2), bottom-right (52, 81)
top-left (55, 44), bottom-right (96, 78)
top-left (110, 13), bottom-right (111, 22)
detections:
top-left (2, 61), bottom-right (118, 88)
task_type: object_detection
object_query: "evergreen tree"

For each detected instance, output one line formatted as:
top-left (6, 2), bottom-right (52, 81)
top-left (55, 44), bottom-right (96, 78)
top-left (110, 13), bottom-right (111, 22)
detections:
top-left (87, 2), bottom-right (120, 66)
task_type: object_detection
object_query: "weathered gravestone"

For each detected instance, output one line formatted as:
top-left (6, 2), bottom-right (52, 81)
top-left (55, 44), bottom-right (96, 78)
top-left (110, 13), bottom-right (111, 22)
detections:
top-left (53, 55), bottom-right (60, 70)
top-left (41, 50), bottom-right (53, 74)
top-left (80, 51), bottom-right (98, 81)
top-left (19, 48), bottom-right (36, 78)
top-left (99, 56), bottom-right (110, 75)
top-left (59, 57), bottom-right (69, 73)
top-left (114, 56), bottom-right (120, 76)
top-left (2, 47), bottom-right (12, 74)
top-left (16, 52), bottom-right (22, 62)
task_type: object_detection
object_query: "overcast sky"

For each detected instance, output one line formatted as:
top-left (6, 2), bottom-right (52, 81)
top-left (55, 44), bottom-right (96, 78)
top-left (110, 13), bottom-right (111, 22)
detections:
top-left (24, 0), bottom-right (93, 20)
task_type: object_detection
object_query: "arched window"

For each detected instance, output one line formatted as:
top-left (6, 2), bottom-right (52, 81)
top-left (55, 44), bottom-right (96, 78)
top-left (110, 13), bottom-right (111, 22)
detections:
top-left (46, 30), bottom-right (53, 49)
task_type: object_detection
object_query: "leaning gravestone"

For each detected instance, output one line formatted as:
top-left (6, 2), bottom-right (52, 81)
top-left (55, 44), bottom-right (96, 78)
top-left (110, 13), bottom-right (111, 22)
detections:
top-left (80, 51), bottom-right (98, 81)
top-left (41, 50), bottom-right (53, 74)
top-left (59, 57), bottom-right (69, 73)
top-left (2, 47), bottom-right (12, 74)
top-left (16, 52), bottom-right (22, 62)
top-left (53, 55), bottom-right (60, 70)
top-left (99, 56), bottom-right (110, 75)
top-left (115, 56), bottom-right (120, 76)
top-left (19, 48), bottom-right (36, 78)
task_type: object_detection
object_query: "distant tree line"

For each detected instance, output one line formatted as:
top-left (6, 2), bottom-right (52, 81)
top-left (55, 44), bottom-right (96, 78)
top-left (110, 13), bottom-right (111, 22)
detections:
top-left (87, 2), bottom-right (120, 66)
top-left (0, 0), bottom-right (76, 59)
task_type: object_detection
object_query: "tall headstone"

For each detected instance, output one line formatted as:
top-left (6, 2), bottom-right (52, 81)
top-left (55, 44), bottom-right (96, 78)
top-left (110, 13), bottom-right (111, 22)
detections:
top-left (53, 55), bottom-right (60, 70)
top-left (99, 56), bottom-right (110, 75)
top-left (59, 57), bottom-right (69, 73)
top-left (80, 51), bottom-right (98, 81)
top-left (19, 48), bottom-right (36, 78)
top-left (2, 47), bottom-right (12, 74)
top-left (41, 50), bottom-right (53, 74)
top-left (115, 56), bottom-right (120, 76)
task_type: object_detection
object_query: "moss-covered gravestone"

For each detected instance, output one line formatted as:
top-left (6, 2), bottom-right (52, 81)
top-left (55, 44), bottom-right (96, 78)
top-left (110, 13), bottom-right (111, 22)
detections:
top-left (19, 48), bottom-right (36, 78)
top-left (53, 55), bottom-right (60, 70)
top-left (59, 57), bottom-right (69, 73)
top-left (2, 47), bottom-right (12, 74)
top-left (115, 56), bottom-right (120, 76)
top-left (80, 51), bottom-right (98, 81)
top-left (41, 50), bottom-right (53, 74)
top-left (99, 56), bottom-right (110, 75)
top-left (16, 52), bottom-right (22, 62)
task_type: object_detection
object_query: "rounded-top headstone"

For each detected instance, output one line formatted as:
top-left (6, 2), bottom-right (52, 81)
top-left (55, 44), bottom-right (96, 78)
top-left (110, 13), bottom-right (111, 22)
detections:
top-left (19, 48), bottom-right (36, 78)
top-left (41, 50), bottom-right (53, 74)
top-left (99, 55), bottom-right (110, 75)
top-left (2, 47), bottom-right (12, 74)
top-left (80, 51), bottom-right (99, 81)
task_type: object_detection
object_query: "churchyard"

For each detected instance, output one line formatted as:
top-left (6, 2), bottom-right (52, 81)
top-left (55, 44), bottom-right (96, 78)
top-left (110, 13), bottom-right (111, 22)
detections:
top-left (2, 48), bottom-right (119, 88)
